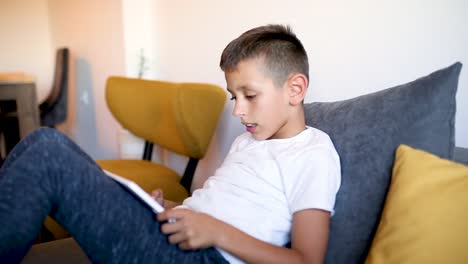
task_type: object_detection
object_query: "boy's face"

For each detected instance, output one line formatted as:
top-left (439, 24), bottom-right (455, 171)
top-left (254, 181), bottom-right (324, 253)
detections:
top-left (225, 58), bottom-right (302, 140)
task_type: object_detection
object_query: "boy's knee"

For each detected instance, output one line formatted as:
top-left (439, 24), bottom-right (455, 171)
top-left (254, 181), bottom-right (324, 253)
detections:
top-left (27, 127), bottom-right (68, 143)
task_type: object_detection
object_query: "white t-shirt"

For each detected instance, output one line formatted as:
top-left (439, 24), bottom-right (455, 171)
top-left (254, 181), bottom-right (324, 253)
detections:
top-left (183, 127), bottom-right (341, 264)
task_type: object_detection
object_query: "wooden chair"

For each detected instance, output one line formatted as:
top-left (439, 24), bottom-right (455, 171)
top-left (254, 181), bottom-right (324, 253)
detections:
top-left (40, 47), bottom-right (69, 127)
top-left (0, 48), bottom-right (69, 160)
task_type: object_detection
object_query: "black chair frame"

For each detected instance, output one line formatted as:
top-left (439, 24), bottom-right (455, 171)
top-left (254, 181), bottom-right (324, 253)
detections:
top-left (142, 141), bottom-right (198, 193)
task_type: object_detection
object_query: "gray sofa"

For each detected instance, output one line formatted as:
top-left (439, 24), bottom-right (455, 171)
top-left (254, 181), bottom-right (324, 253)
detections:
top-left (22, 62), bottom-right (466, 263)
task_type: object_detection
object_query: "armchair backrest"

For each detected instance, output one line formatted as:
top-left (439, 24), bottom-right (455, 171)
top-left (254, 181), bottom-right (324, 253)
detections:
top-left (105, 76), bottom-right (226, 159)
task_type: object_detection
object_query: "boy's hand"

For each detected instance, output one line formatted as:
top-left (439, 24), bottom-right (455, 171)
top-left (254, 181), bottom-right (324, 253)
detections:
top-left (150, 189), bottom-right (165, 207)
top-left (151, 189), bottom-right (181, 209)
top-left (157, 209), bottom-right (224, 250)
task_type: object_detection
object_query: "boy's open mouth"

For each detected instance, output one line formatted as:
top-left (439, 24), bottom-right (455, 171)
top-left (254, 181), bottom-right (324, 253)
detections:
top-left (244, 123), bottom-right (257, 133)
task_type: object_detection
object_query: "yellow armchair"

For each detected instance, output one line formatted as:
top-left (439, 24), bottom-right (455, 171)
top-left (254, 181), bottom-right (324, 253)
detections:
top-left (97, 76), bottom-right (226, 202)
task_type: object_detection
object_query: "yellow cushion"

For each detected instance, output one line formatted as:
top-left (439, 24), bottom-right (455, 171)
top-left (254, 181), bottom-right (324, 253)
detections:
top-left (365, 145), bottom-right (468, 264)
top-left (97, 159), bottom-right (189, 202)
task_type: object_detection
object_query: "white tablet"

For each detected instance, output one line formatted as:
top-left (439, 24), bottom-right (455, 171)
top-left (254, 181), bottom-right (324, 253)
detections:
top-left (104, 170), bottom-right (165, 214)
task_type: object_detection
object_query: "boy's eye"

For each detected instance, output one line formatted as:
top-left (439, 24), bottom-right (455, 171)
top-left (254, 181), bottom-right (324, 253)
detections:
top-left (245, 94), bottom-right (256, 100)
top-left (230, 96), bottom-right (236, 101)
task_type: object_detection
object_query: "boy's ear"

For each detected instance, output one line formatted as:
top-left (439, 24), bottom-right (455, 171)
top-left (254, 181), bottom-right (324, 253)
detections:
top-left (287, 73), bottom-right (308, 106)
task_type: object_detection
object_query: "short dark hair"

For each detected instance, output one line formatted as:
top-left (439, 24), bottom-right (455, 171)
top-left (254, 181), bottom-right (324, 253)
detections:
top-left (220, 24), bottom-right (309, 87)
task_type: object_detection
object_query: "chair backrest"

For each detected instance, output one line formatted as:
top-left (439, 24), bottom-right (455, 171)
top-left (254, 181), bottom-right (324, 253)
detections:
top-left (40, 47), bottom-right (69, 126)
top-left (105, 76), bottom-right (226, 159)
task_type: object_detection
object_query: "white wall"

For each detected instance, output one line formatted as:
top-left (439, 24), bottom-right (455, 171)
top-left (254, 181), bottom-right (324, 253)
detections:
top-left (154, 0), bottom-right (468, 188)
top-left (1, 1), bottom-right (466, 190)
top-left (47, 0), bottom-right (126, 158)
top-left (0, 0), bottom-right (54, 103)
top-left (122, 0), bottom-right (158, 80)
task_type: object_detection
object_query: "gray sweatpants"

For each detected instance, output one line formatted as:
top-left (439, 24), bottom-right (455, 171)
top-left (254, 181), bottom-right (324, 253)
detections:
top-left (0, 128), bottom-right (227, 264)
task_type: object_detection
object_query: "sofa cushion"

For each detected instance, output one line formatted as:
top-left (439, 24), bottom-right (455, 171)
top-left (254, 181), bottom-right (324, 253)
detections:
top-left (365, 145), bottom-right (468, 264)
top-left (304, 62), bottom-right (462, 264)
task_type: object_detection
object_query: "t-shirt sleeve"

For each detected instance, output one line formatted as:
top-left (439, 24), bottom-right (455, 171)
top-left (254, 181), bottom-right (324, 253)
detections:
top-left (284, 146), bottom-right (341, 215)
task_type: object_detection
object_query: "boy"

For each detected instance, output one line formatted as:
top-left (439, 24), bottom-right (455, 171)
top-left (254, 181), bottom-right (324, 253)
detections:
top-left (0, 24), bottom-right (340, 264)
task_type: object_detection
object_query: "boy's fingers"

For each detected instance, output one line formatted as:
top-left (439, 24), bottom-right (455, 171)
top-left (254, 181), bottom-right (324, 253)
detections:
top-left (165, 208), bottom-right (189, 219)
top-left (157, 208), bottom-right (188, 222)
top-left (178, 241), bottom-right (193, 250)
top-left (151, 190), bottom-right (165, 205)
top-left (156, 211), bottom-right (167, 221)
top-left (156, 210), bottom-right (174, 221)
top-left (151, 189), bottom-right (162, 197)
top-left (168, 232), bottom-right (187, 245)
top-left (160, 221), bottom-right (183, 234)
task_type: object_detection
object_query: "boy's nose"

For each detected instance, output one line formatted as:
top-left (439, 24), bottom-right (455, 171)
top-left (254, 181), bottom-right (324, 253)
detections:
top-left (232, 102), bottom-right (245, 117)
